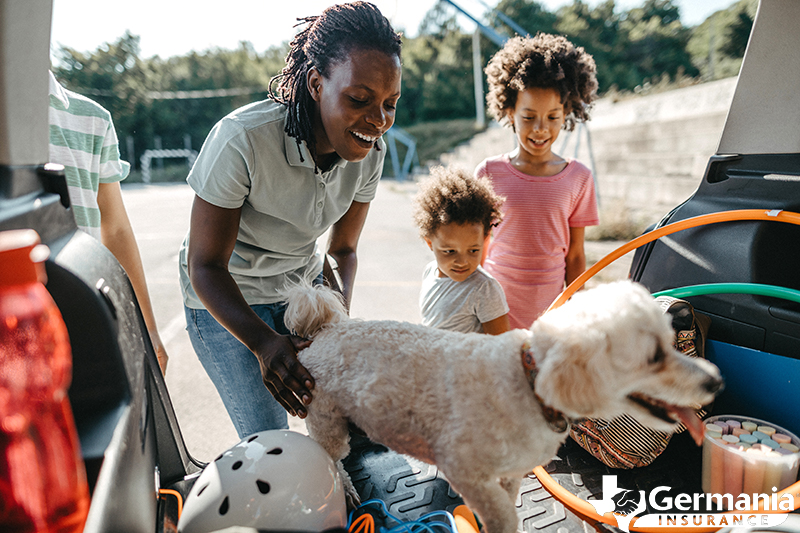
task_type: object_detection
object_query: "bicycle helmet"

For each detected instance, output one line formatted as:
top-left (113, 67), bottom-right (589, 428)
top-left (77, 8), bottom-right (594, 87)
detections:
top-left (177, 430), bottom-right (346, 533)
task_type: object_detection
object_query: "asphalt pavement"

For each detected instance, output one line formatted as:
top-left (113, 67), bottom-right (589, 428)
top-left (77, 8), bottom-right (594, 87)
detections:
top-left (121, 179), bottom-right (632, 462)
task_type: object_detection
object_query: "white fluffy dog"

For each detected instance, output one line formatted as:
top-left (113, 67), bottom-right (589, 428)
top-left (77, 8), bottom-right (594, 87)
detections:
top-left (282, 281), bottom-right (723, 533)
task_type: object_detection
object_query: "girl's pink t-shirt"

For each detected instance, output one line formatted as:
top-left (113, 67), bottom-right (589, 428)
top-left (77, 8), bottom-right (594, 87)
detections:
top-left (476, 154), bottom-right (599, 328)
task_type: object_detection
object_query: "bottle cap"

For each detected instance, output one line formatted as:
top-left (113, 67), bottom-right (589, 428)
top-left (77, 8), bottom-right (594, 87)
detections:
top-left (0, 229), bottom-right (50, 287)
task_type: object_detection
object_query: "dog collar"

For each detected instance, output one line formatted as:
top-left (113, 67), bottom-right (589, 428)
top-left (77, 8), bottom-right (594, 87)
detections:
top-left (521, 340), bottom-right (570, 433)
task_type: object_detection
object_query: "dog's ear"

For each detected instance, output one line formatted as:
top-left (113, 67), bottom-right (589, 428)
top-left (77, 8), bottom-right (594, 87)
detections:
top-left (532, 322), bottom-right (610, 419)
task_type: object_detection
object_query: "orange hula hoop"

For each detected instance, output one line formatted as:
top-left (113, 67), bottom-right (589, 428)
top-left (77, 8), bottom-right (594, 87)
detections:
top-left (536, 208), bottom-right (800, 533)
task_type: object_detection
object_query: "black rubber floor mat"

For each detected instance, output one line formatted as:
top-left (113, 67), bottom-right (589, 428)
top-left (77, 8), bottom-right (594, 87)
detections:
top-left (343, 431), bottom-right (709, 533)
top-left (343, 433), bottom-right (465, 522)
top-left (544, 432), bottom-right (705, 516)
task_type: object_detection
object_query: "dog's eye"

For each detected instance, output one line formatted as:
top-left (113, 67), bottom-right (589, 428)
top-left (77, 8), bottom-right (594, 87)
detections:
top-left (649, 346), bottom-right (666, 365)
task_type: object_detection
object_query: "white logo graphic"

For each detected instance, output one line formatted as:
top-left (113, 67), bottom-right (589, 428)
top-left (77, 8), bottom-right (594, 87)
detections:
top-left (587, 476), bottom-right (646, 532)
top-left (585, 475), bottom-right (793, 532)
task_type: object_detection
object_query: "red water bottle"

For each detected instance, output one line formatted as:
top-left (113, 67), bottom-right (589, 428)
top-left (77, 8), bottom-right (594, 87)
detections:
top-left (0, 229), bottom-right (89, 532)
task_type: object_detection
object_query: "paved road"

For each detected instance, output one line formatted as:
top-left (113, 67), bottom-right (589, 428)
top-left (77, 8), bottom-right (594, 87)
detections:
top-left (121, 179), bottom-right (632, 462)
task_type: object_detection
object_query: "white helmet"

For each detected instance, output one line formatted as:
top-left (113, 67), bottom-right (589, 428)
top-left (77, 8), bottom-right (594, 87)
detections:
top-left (177, 430), bottom-right (346, 533)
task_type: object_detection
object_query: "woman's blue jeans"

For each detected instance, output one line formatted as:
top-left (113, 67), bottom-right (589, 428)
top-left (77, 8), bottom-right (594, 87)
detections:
top-left (184, 302), bottom-right (290, 438)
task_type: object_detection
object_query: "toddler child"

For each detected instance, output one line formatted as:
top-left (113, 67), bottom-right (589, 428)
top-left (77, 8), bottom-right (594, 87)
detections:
top-left (412, 166), bottom-right (510, 335)
top-left (477, 33), bottom-right (600, 329)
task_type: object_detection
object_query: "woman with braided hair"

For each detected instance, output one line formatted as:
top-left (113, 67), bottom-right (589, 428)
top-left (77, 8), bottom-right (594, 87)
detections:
top-left (178, 1), bottom-right (402, 437)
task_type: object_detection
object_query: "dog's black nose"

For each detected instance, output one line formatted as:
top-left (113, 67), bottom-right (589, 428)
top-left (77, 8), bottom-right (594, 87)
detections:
top-left (704, 376), bottom-right (724, 395)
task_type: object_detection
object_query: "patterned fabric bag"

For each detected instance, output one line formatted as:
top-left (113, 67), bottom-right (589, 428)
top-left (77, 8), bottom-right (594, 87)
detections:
top-left (569, 296), bottom-right (711, 469)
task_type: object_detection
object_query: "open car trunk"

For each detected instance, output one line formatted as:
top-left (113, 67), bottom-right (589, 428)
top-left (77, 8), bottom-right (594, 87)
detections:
top-left (1, 0), bottom-right (797, 532)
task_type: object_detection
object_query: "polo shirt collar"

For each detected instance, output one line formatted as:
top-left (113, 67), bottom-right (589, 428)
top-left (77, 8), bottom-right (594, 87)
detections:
top-left (284, 129), bottom-right (313, 169)
top-left (283, 124), bottom-right (347, 173)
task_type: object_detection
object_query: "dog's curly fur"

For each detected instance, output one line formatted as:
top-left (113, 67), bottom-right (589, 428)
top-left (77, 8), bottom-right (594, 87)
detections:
top-left (282, 281), bottom-right (723, 533)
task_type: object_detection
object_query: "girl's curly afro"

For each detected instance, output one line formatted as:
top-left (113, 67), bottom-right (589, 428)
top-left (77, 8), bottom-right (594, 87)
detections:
top-left (485, 33), bottom-right (598, 131)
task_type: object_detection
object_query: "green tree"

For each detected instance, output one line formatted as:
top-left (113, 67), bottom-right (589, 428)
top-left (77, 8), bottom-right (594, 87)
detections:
top-left (145, 41), bottom-right (284, 153)
top-left (53, 34), bottom-right (287, 168)
top-left (686, 0), bottom-right (757, 80)
top-left (53, 32), bottom-right (145, 127)
top-left (396, 3), bottom-right (480, 125)
top-left (555, 0), bottom-right (625, 92)
top-left (721, 9), bottom-right (754, 58)
top-left (616, 0), bottom-right (698, 89)
top-left (53, 32), bottom-right (150, 165)
top-left (491, 0), bottom-right (558, 37)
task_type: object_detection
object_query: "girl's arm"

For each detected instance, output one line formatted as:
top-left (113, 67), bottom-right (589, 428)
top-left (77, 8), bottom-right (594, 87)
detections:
top-left (565, 226), bottom-right (587, 287)
top-left (324, 201), bottom-right (370, 311)
top-left (482, 313), bottom-right (511, 335)
top-left (97, 181), bottom-right (169, 375)
top-left (187, 195), bottom-right (314, 418)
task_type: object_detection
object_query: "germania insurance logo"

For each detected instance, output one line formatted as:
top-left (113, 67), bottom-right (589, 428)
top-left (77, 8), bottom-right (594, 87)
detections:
top-left (586, 476), bottom-right (794, 532)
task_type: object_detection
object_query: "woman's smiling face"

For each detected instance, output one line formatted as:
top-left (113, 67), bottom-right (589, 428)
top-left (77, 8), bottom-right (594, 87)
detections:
top-left (308, 47), bottom-right (402, 165)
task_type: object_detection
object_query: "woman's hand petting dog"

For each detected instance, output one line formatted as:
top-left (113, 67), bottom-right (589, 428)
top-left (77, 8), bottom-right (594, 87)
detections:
top-left (254, 334), bottom-right (314, 418)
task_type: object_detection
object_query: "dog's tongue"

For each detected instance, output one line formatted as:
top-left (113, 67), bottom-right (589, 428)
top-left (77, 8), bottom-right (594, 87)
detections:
top-left (669, 405), bottom-right (705, 445)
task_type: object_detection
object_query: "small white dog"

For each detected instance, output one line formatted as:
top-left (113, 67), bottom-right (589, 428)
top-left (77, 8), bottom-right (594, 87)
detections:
top-left (282, 281), bottom-right (723, 533)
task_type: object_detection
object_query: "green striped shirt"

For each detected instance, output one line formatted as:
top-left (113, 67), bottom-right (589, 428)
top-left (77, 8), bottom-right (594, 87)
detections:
top-left (48, 71), bottom-right (130, 239)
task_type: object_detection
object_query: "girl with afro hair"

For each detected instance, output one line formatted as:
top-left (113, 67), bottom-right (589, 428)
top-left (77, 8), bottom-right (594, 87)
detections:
top-left (476, 33), bottom-right (600, 328)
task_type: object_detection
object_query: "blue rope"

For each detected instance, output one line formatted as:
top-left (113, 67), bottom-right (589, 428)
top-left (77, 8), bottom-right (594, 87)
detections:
top-left (347, 499), bottom-right (460, 533)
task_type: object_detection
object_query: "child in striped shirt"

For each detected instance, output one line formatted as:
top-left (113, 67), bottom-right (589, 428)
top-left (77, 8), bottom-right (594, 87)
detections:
top-left (477, 34), bottom-right (600, 329)
top-left (48, 71), bottom-right (169, 374)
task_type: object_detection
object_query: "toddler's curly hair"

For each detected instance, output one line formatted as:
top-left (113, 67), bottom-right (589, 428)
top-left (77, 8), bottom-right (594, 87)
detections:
top-left (412, 166), bottom-right (504, 240)
top-left (485, 33), bottom-right (598, 131)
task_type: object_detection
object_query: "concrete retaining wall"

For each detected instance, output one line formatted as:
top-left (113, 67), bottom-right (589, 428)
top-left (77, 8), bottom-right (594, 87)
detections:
top-left (435, 77), bottom-right (738, 227)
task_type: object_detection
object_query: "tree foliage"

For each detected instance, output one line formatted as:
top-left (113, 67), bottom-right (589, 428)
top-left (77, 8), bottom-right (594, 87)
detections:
top-left (53, 35), bottom-right (287, 167)
top-left (685, 0), bottom-right (756, 80)
top-left (51, 0), bottom-right (751, 168)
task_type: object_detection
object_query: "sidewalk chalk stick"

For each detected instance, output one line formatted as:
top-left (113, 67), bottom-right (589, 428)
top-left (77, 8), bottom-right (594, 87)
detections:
top-left (763, 453), bottom-right (784, 493)
top-left (743, 448), bottom-right (766, 495)
top-left (723, 443), bottom-right (744, 503)
top-left (752, 431), bottom-right (770, 442)
top-left (742, 421), bottom-right (758, 432)
top-left (772, 433), bottom-right (792, 444)
top-left (740, 433), bottom-right (759, 444)
top-left (761, 439), bottom-right (780, 450)
top-left (710, 438), bottom-right (726, 496)
top-left (702, 439), bottom-right (713, 493)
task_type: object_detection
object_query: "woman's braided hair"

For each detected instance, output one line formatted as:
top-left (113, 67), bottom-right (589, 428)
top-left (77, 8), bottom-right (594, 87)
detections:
top-left (485, 33), bottom-right (598, 131)
top-left (269, 2), bottom-right (402, 165)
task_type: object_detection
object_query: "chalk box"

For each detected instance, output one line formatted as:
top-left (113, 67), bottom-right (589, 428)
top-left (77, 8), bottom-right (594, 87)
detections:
top-left (702, 414), bottom-right (800, 508)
